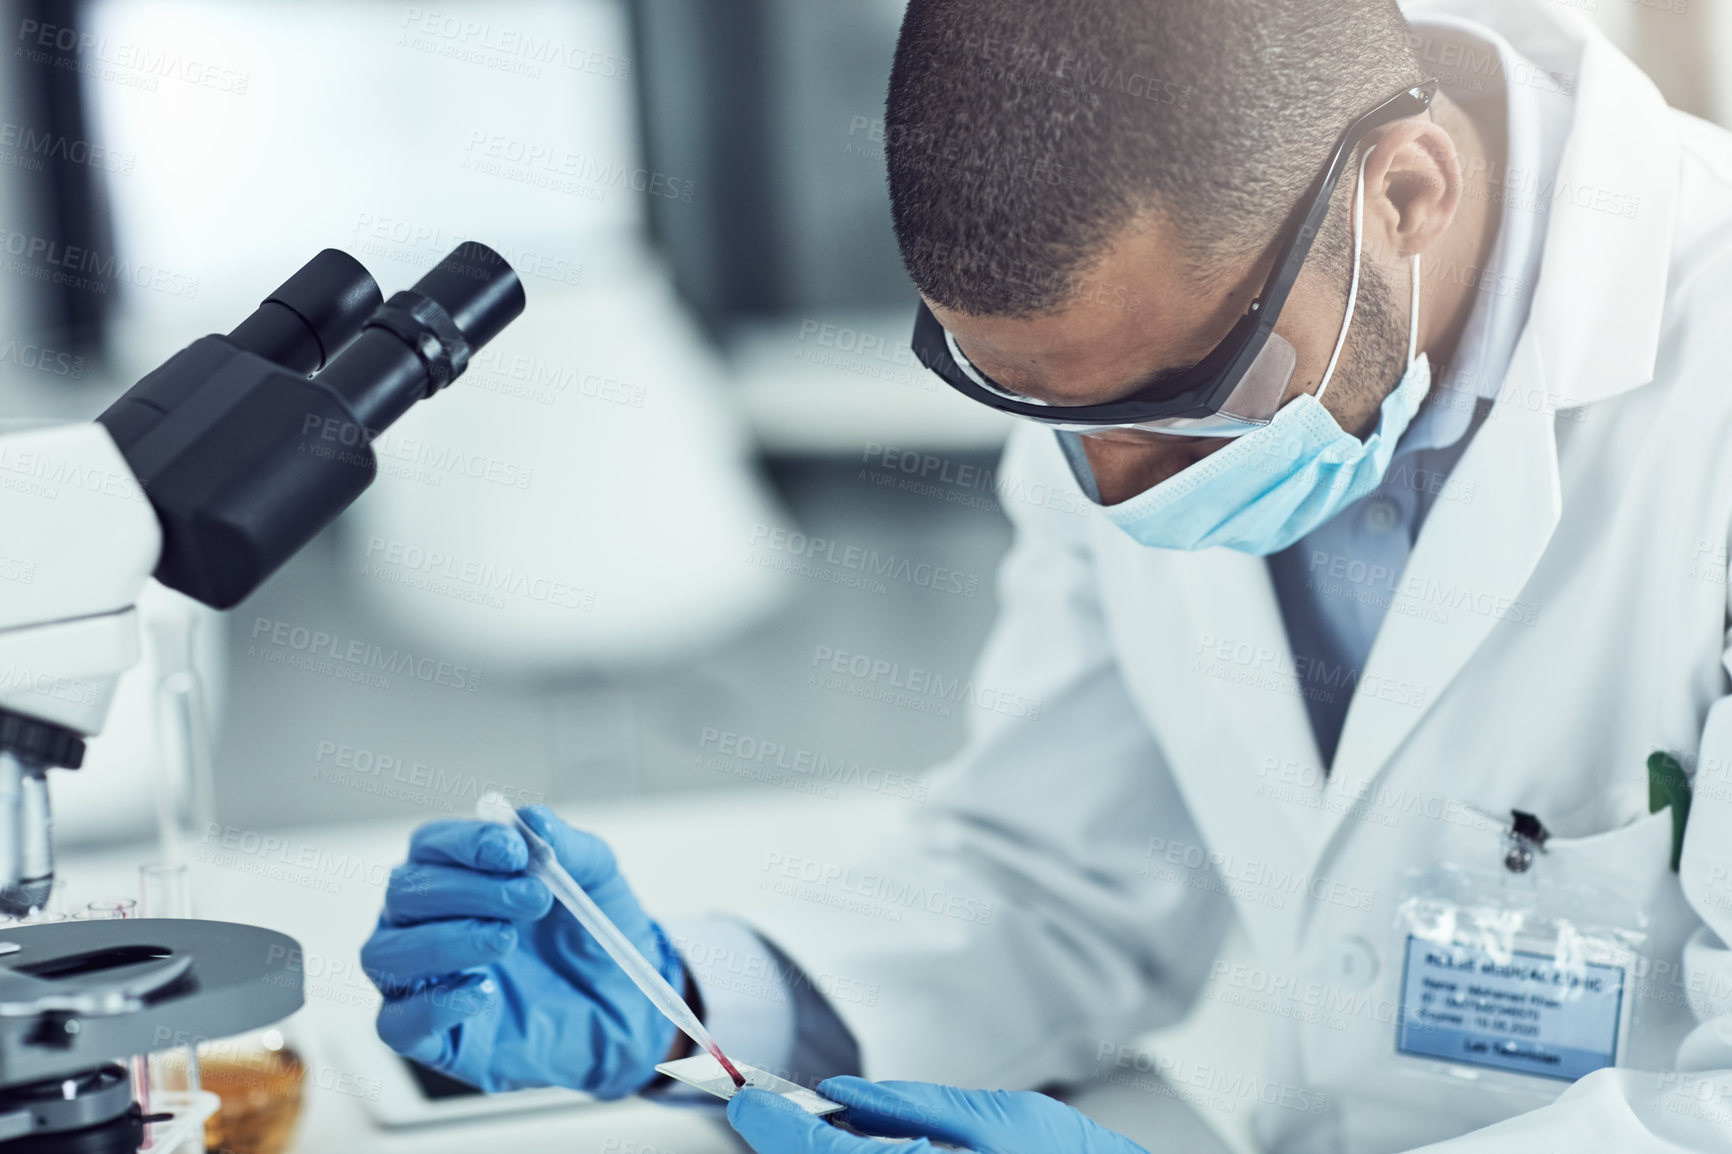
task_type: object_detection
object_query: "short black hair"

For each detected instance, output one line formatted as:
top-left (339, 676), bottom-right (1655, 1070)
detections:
top-left (887, 0), bottom-right (1424, 316)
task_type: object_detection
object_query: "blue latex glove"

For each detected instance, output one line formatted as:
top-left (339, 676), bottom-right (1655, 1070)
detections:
top-left (360, 807), bottom-right (681, 1097)
top-left (728, 1078), bottom-right (1151, 1154)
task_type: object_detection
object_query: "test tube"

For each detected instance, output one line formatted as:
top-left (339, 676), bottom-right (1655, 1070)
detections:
top-left (140, 862), bottom-right (194, 918)
top-left (150, 611), bottom-right (217, 862)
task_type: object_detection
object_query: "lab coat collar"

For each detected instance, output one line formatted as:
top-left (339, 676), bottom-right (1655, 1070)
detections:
top-left (1408, 0), bottom-right (1679, 409)
top-left (1400, 14), bottom-right (1549, 454)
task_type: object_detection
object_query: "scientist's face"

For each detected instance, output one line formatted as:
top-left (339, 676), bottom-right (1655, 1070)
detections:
top-left (929, 124), bottom-right (1461, 507)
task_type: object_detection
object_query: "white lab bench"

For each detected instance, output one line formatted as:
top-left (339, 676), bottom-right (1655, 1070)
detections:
top-left (58, 790), bottom-right (1260, 1154)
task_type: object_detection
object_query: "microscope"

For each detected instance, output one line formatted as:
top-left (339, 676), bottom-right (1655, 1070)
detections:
top-left (0, 242), bottom-right (526, 1151)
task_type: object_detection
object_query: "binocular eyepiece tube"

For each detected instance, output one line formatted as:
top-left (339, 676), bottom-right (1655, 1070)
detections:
top-left (320, 243), bottom-right (525, 434)
top-left (224, 248), bottom-right (383, 375)
top-left (225, 241), bottom-right (526, 416)
top-left (98, 242), bottom-right (528, 610)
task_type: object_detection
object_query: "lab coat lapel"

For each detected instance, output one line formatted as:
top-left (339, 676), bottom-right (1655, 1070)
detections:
top-left (1516, 25), bottom-right (1676, 410)
top-left (1325, 347), bottom-right (1562, 814)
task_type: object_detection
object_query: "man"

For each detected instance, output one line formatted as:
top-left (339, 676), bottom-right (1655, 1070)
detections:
top-left (362, 0), bottom-right (1732, 1150)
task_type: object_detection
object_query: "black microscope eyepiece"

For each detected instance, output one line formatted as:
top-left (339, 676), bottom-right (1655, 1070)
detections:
top-left (412, 240), bottom-right (526, 351)
top-left (226, 248), bottom-right (384, 374)
top-left (315, 242), bottom-right (526, 433)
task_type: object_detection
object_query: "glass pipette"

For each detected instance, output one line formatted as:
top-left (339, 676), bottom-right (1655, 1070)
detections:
top-left (475, 793), bottom-right (747, 1088)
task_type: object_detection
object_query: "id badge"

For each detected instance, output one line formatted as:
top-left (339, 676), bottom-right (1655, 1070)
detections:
top-left (1391, 853), bottom-right (1647, 1096)
top-left (1394, 935), bottom-right (1631, 1080)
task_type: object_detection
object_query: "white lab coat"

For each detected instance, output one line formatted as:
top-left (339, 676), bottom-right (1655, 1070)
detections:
top-left (743, 2), bottom-right (1732, 1151)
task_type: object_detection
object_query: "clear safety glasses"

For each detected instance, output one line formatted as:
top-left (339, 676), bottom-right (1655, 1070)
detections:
top-left (910, 80), bottom-right (1439, 438)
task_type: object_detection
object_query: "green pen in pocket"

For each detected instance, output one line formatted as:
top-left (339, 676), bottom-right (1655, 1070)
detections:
top-left (1647, 751), bottom-right (1693, 873)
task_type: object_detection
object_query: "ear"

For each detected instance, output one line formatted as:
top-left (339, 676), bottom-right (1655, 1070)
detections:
top-left (1359, 117), bottom-right (1462, 265)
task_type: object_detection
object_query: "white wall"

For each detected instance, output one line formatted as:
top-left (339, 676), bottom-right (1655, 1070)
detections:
top-left (83, 0), bottom-right (642, 354)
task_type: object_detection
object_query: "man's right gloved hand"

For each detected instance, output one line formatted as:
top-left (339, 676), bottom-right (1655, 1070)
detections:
top-left (360, 807), bottom-right (683, 1097)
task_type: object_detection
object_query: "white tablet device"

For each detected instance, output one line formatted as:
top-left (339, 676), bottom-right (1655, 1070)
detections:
top-left (330, 1030), bottom-right (590, 1128)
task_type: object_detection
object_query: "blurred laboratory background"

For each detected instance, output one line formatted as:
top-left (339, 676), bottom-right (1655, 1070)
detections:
top-left (0, 0), bottom-right (1722, 843)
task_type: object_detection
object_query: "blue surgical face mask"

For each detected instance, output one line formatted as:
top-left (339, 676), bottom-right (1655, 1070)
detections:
top-left (1090, 150), bottom-right (1431, 556)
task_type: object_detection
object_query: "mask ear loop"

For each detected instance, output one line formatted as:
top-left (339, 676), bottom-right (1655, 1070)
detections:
top-left (1407, 251), bottom-right (1423, 366)
top-left (1314, 147), bottom-right (1373, 403)
top-left (1315, 147), bottom-right (1427, 403)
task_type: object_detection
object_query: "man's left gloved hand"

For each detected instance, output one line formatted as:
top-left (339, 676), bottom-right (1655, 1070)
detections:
top-left (727, 1077), bottom-right (1151, 1154)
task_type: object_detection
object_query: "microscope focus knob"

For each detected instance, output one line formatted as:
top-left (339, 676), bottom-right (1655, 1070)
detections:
top-left (0, 714), bottom-right (82, 773)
